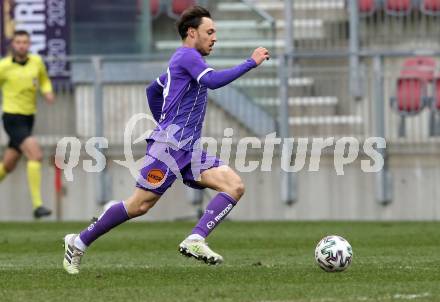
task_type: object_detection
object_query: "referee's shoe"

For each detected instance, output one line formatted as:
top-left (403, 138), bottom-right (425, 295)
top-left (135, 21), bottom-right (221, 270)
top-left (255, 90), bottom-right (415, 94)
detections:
top-left (33, 206), bottom-right (52, 219)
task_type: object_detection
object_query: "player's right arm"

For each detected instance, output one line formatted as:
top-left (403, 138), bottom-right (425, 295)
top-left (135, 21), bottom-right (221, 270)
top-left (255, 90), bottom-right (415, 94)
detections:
top-left (146, 73), bottom-right (166, 122)
top-left (37, 56), bottom-right (55, 104)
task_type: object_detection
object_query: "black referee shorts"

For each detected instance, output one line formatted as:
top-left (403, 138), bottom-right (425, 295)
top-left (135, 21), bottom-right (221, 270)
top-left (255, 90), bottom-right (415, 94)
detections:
top-left (2, 113), bottom-right (35, 152)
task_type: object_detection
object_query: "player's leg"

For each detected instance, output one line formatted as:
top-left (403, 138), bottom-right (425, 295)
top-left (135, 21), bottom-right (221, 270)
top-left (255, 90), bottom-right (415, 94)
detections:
top-left (20, 136), bottom-right (51, 218)
top-left (63, 143), bottom-right (175, 274)
top-left (197, 165), bottom-right (245, 199)
top-left (179, 164), bottom-right (245, 264)
top-left (76, 188), bottom-right (161, 250)
top-left (0, 148), bottom-right (21, 181)
top-left (63, 188), bottom-right (161, 274)
top-left (190, 165), bottom-right (244, 237)
top-left (1, 113), bottom-right (24, 181)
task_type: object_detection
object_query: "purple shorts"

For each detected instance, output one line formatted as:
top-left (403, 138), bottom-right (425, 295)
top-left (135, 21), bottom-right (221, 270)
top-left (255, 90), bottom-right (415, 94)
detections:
top-left (136, 140), bottom-right (223, 195)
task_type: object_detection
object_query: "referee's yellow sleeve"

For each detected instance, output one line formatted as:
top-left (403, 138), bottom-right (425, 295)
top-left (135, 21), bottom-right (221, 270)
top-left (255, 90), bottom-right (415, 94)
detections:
top-left (38, 57), bottom-right (53, 94)
top-left (0, 60), bottom-right (6, 87)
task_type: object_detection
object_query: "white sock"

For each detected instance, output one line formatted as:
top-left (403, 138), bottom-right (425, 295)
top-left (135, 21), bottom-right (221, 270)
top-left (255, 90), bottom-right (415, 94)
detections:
top-left (74, 236), bottom-right (88, 251)
top-left (187, 234), bottom-right (205, 241)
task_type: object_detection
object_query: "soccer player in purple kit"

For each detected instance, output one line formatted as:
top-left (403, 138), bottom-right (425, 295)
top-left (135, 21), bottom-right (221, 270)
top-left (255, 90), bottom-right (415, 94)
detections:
top-left (63, 6), bottom-right (269, 274)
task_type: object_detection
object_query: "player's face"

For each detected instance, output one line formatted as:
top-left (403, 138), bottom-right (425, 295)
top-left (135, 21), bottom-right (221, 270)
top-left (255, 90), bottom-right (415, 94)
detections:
top-left (12, 35), bottom-right (31, 57)
top-left (195, 17), bottom-right (216, 56)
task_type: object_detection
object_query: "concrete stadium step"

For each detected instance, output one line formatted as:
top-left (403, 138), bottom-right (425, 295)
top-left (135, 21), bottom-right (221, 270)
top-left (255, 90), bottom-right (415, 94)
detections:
top-left (156, 39), bottom-right (339, 55)
top-left (232, 80), bottom-right (316, 99)
top-left (217, 1), bottom-right (345, 12)
top-left (255, 96), bottom-right (338, 106)
top-left (289, 115), bottom-right (362, 125)
top-left (156, 39), bottom-right (286, 51)
top-left (254, 97), bottom-right (338, 117)
top-left (214, 19), bottom-right (324, 40)
top-left (207, 58), bottom-right (279, 69)
top-left (288, 115), bottom-right (363, 137)
top-left (217, 1), bottom-right (347, 22)
top-left (234, 77), bottom-right (314, 87)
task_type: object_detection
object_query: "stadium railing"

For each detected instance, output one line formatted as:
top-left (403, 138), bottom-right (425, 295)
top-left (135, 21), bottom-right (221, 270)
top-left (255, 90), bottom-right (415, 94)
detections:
top-left (1, 53), bottom-right (439, 153)
top-left (1, 53), bottom-right (439, 207)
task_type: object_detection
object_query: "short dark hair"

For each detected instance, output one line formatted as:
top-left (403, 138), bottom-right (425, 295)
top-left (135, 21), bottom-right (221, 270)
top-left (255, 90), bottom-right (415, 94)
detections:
top-left (176, 6), bottom-right (211, 40)
top-left (13, 30), bottom-right (30, 39)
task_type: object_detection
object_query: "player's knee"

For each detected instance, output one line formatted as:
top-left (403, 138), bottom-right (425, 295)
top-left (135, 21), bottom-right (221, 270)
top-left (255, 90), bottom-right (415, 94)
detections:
top-left (232, 179), bottom-right (245, 200)
top-left (32, 155), bottom-right (43, 162)
top-left (4, 161), bottom-right (16, 173)
top-left (222, 176), bottom-right (245, 201)
top-left (29, 151), bottom-right (43, 162)
top-left (219, 168), bottom-right (245, 200)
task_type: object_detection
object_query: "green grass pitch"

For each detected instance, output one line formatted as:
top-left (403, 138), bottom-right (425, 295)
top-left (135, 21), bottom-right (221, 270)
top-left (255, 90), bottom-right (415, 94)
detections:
top-left (0, 221), bottom-right (439, 302)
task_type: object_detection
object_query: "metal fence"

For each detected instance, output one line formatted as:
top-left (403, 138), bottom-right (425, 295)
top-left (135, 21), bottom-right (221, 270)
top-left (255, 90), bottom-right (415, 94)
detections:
top-left (152, 0), bottom-right (277, 57)
top-left (358, 1), bottom-right (440, 51)
top-left (1, 54), bottom-right (439, 146)
top-left (1, 0), bottom-right (439, 207)
top-left (248, 0), bottom-right (440, 54)
top-left (1, 53), bottom-right (439, 206)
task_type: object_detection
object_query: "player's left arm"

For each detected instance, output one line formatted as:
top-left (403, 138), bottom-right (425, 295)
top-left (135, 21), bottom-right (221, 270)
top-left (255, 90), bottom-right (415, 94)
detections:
top-left (198, 59), bottom-right (257, 89)
top-left (37, 57), bottom-right (55, 104)
top-left (200, 47), bottom-right (270, 89)
top-left (182, 48), bottom-right (270, 90)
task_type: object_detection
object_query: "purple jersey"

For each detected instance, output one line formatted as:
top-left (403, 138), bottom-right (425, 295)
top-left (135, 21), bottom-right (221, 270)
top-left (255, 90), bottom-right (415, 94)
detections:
top-left (147, 46), bottom-right (257, 151)
top-left (149, 47), bottom-right (213, 150)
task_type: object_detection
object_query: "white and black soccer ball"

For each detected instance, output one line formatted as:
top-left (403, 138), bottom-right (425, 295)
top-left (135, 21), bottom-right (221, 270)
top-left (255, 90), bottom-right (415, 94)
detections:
top-left (315, 235), bottom-right (353, 272)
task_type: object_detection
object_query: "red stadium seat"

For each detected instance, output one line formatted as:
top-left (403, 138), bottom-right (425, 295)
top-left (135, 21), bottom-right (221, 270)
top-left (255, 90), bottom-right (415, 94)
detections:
top-left (434, 78), bottom-right (440, 110)
top-left (391, 77), bottom-right (428, 137)
top-left (150, 0), bottom-right (161, 18)
top-left (359, 0), bottom-right (377, 15)
top-left (402, 56), bottom-right (436, 69)
top-left (429, 77), bottom-right (440, 136)
top-left (395, 78), bottom-right (425, 113)
top-left (391, 58), bottom-right (438, 136)
top-left (420, 0), bottom-right (440, 15)
top-left (169, 0), bottom-right (196, 18)
top-left (400, 56), bottom-right (436, 82)
top-left (385, 0), bottom-right (412, 15)
top-left (136, 0), bottom-right (161, 18)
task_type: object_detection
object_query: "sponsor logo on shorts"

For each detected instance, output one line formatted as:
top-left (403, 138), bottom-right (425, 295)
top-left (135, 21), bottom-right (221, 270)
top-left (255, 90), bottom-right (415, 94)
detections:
top-left (147, 169), bottom-right (165, 185)
top-left (207, 221), bottom-right (215, 229)
top-left (214, 203), bottom-right (233, 222)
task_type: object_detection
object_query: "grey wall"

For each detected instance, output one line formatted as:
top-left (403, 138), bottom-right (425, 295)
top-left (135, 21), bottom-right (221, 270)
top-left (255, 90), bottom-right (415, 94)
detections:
top-left (1, 153), bottom-right (439, 221)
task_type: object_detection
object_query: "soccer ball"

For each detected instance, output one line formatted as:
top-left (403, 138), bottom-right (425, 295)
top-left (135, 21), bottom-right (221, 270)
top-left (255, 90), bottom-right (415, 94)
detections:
top-left (314, 235), bottom-right (353, 272)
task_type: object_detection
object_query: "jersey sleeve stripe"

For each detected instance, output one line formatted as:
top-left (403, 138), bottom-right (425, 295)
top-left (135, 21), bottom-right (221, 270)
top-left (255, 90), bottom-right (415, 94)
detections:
top-left (196, 68), bottom-right (214, 84)
top-left (156, 78), bottom-right (165, 88)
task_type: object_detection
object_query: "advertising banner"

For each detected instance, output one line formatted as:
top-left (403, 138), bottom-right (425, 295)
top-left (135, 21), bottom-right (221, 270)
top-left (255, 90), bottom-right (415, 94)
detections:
top-left (1, 0), bottom-right (70, 79)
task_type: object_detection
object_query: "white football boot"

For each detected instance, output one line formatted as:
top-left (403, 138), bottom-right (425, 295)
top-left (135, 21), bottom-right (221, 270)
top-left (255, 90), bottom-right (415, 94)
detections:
top-left (179, 238), bottom-right (223, 265)
top-left (63, 234), bottom-right (84, 274)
